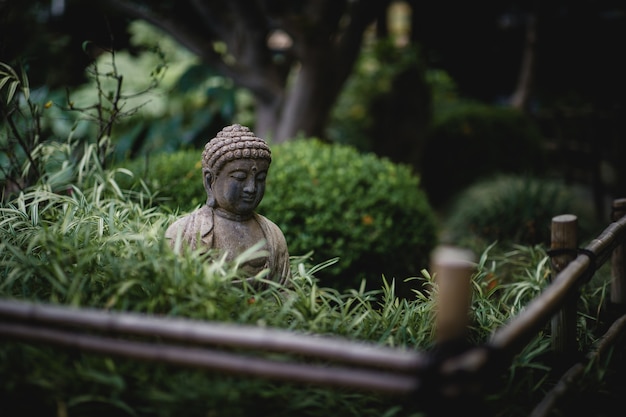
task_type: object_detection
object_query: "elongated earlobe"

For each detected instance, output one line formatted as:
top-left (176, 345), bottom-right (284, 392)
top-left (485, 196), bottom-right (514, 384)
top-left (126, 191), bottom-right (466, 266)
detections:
top-left (203, 170), bottom-right (216, 207)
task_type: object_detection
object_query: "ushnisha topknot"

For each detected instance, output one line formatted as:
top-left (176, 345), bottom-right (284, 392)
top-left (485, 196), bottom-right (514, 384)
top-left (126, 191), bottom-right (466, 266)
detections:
top-left (202, 124), bottom-right (272, 175)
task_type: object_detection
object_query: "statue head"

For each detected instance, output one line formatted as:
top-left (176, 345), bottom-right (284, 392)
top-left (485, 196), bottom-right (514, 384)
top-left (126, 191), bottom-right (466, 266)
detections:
top-left (201, 124), bottom-right (272, 214)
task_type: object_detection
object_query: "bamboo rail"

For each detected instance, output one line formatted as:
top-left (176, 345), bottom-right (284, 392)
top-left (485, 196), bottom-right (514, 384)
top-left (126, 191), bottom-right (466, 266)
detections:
top-left (0, 298), bottom-right (425, 394)
top-left (489, 210), bottom-right (626, 356)
top-left (0, 299), bottom-right (423, 371)
top-left (529, 314), bottom-right (626, 417)
top-left (0, 320), bottom-right (418, 394)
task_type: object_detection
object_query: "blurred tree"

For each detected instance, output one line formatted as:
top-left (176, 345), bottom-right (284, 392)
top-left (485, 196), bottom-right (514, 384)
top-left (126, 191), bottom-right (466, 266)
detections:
top-left (91, 0), bottom-right (391, 143)
top-left (409, 0), bottom-right (626, 203)
top-left (2, 1), bottom-right (624, 172)
top-left (0, 0), bottom-right (134, 88)
top-left (409, 0), bottom-right (626, 111)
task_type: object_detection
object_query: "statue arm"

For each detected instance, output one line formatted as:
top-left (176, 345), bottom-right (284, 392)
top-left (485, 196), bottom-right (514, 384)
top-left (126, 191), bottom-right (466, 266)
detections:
top-left (165, 206), bottom-right (214, 252)
top-left (255, 214), bottom-right (291, 286)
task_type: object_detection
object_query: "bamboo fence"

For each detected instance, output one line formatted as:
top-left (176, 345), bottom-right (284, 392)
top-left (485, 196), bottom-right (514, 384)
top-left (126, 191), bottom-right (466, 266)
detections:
top-left (1, 198), bottom-right (626, 414)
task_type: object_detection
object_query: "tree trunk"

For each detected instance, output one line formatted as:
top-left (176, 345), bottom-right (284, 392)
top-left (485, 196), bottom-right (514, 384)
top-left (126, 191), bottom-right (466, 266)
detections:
top-left (254, 95), bottom-right (283, 143)
top-left (275, 57), bottom-right (337, 143)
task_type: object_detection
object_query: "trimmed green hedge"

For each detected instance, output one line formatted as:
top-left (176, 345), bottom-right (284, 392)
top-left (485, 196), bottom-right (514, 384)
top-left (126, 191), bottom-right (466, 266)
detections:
top-left (259, 139), bottom-right (437, 290)
top-left (113, 150), bottom-right (206, 212)
top-left (420, 103), bottom-right (547, 208)
top-left (441, 174), bottom-right (601, 252)
top-left (116, 140), bottom-right (438, 290)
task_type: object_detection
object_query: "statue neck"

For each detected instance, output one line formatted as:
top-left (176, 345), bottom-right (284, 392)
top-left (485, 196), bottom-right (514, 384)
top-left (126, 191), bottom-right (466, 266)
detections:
top-left (214, 207), bottom-right (253, 222)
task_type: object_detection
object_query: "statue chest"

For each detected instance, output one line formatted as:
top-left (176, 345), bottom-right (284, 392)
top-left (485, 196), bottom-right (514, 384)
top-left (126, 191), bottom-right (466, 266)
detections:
top-left (212, 216), bottom-right (268, 269)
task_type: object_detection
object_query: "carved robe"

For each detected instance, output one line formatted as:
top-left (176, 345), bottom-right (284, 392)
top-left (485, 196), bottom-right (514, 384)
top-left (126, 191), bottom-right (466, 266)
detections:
top-left (165, 205), bottom-right (291, 287)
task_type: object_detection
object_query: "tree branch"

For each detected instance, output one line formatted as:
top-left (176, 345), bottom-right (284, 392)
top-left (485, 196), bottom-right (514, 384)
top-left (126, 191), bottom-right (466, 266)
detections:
top-left (97, 0), bottom-right (284, 103)
top-left (97, 1), bottom-right (224, 70)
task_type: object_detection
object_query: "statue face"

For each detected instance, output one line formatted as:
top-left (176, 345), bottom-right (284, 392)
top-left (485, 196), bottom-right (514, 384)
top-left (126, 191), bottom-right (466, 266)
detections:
top-left (211, 159), bottom-right (269, 215)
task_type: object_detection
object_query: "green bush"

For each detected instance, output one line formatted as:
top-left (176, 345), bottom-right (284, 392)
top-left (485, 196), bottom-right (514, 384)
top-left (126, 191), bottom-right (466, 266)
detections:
top-left (441, 174), bottom-right (601, 253)
top-left (113, 149), bottom-right (205, 213)
top-left (328, 38), bottom-right (427, 153)
top-left (259, 139), bottom-right (438, 291)
top-left (420, 103), bottom-right (547, 208)
top-left (117, 140), bottom-right (438, 291)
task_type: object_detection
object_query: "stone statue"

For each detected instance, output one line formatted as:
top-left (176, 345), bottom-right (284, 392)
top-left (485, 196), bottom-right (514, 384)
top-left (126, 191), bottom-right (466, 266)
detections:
top-left (165, 124), bottom-right (290, 287)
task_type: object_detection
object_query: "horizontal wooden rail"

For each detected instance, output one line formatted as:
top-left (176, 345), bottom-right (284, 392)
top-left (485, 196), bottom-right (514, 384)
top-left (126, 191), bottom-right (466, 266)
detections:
top-left (0, 298), bottom-right (424, 372)
top-left (529, 313), bottom-right (626, 417)
top-left (0, 319), bottom-right (419, 394)
top-left (489, 212), bottom-right (626, 357)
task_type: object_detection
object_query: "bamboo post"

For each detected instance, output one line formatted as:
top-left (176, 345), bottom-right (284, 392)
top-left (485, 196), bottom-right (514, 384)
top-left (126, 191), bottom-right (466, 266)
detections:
top-left (611, 198), bottom-right (626, 310)
top-left (431, 246), bottom-right (476, 344)
top-left (550, 214), bottom-right (578, 354)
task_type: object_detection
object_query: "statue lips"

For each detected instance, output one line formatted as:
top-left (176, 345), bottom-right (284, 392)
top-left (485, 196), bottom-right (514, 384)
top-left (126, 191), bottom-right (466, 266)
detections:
top-left (240, 194), bottom-right (258, 209)
top-left (241, 194), bottom-right (256, 203)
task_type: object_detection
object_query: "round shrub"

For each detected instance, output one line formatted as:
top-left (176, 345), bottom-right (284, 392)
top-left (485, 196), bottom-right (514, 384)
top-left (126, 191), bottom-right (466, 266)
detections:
top-left (441, 174), bottom-right (601, 252)
top-left (420, 103), bottom-right (547, 208)
top-left (117, 140), bottom-right (438, 291)
top-left (113, 150), bottom-right (205, 213)
top-left (122, 139), bottom-right (436, 288)
top-left (258, 139), bottom-right (438, 290)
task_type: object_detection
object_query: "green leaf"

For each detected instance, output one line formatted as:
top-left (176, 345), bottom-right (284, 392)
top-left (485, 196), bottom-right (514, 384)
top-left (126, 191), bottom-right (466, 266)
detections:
top-left (175, 64), bottom-right (218, 93)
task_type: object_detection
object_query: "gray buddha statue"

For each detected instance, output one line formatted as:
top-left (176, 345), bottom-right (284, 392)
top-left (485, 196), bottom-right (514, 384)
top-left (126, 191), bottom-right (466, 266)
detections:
top-left (165, 124), bottom-right (290, 287)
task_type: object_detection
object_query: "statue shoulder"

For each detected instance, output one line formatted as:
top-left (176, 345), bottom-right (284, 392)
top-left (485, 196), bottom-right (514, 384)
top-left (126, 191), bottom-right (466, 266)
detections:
top-left (254, 213), bottom-right (287, 246)
top-left (254, 212), bottom-right (279, 231)
top-left (165, 205), bottom-right (214, 241)
top-left (254, 213), bottom-right (291, 286)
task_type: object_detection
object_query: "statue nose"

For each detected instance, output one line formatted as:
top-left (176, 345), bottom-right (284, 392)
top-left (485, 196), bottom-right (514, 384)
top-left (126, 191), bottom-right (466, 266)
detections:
top-left (243, 178), bottom-right (256, 193)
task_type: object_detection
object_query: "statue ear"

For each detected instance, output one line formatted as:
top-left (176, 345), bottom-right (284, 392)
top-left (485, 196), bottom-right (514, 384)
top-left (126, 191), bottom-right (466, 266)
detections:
top-left (203, 169), bottom-right (216, 207)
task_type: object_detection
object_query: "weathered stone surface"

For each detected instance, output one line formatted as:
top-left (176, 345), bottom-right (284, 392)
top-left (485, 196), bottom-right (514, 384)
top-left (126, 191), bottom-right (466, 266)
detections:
top-left (165, 124), bottom-right (290, 286)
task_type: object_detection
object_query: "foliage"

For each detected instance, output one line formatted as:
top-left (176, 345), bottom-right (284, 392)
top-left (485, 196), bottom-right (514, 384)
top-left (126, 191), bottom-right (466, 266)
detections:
top-left (0, 48), bottom-right (163, 200)
top-left (441, 174), bottom-right (601, 254)
top-left (328, 38), bottom-right (425, 150)
top-left (115, 139), bottom-right (439, 292)
top-left (1, 21), bottom-right (247, 189)
top-left (328, 37), bottom-right (433, 174)
top-left (0, 177), bottom-right (614, 416)
top-left (0, 61), bottom-right (41, 191)
top-left (259, 139), bottom-right (438, 292)
top-left (0, 163), bottom-right (434, 417)
top-left (459, 243), bottom-right (615, 416)
top-left (0, 13), bottom-right (621, 415)
top-left (420, 102), bottom-right (547, 208)
top-left (113, 149), bottom-right (204, 213)
top-left (106, 21), bottom-right (251, 160)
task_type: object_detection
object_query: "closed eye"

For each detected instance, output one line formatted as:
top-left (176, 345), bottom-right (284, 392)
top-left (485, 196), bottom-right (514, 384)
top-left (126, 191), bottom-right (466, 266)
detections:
top-left (230, 171), bottom-right (247, 180)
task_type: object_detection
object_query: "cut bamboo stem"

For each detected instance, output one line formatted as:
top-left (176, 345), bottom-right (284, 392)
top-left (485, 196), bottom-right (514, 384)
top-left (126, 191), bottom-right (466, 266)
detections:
top-left (431, 246), bottom-right (476, 344)
top-left (550, 214), bottom-right (578, 354)
top-left (611, 198), bottom-right (626, 306)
